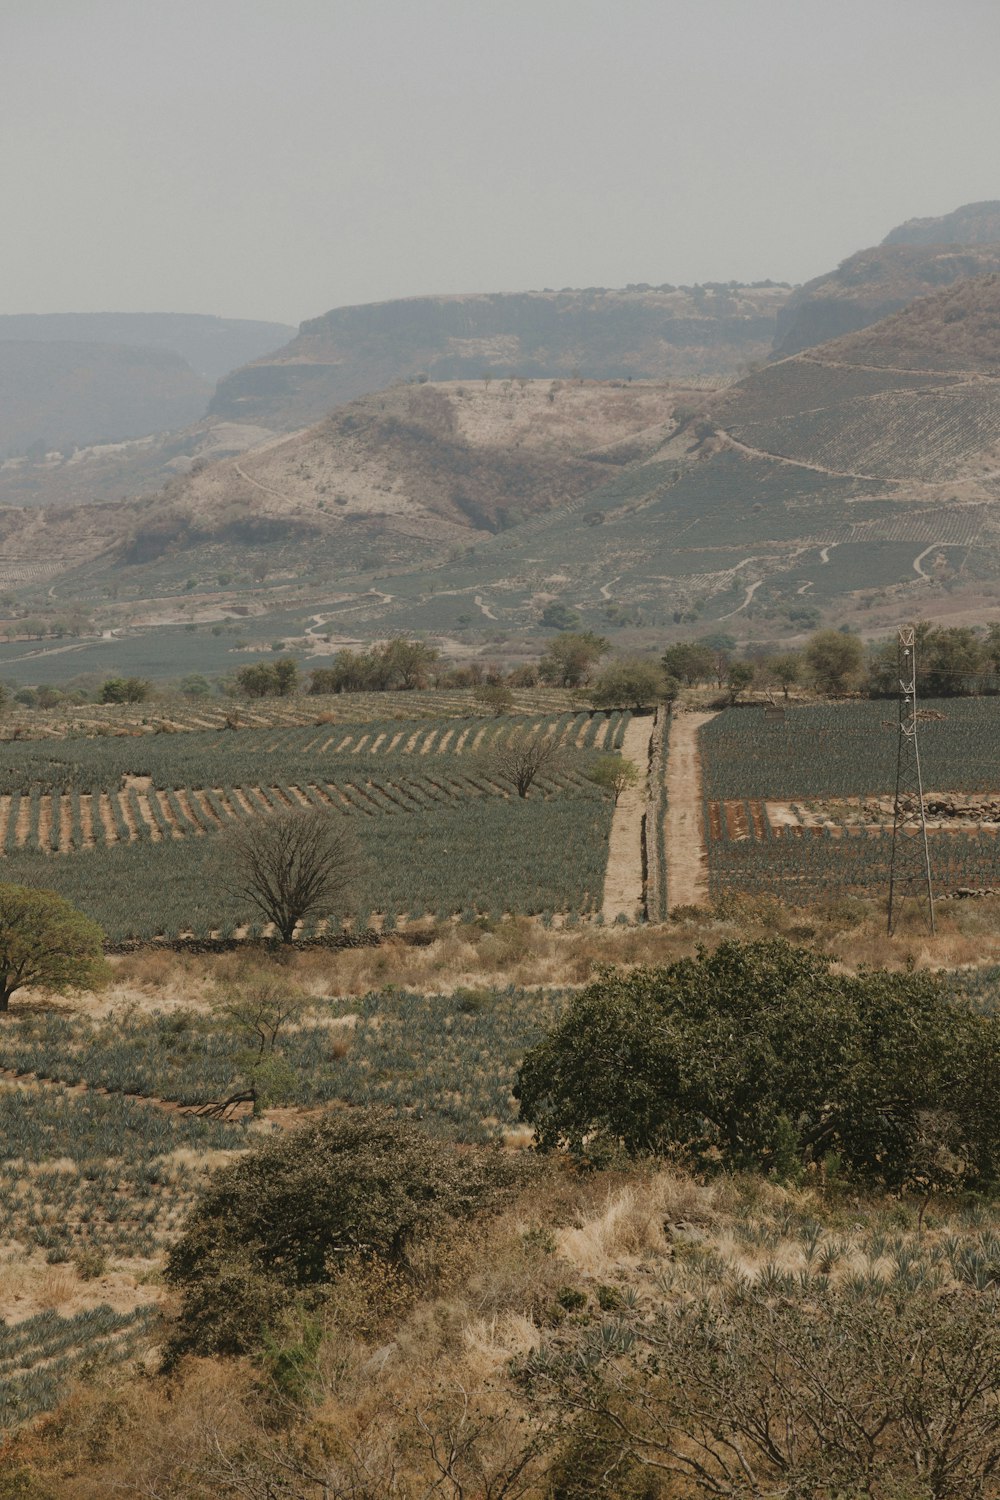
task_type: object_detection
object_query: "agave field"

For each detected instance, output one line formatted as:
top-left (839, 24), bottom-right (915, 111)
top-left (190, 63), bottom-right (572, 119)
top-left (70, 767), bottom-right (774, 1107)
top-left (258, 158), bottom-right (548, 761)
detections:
top-left (0, 1303), bottom-right (156, 1429)
top-left (701, 701), bottom-right (1000, 903)
top-left (0, 982), bottom-right (572, 1424)
top-left (731, 383), bottom-right (1000, 483)
top-left (0, 711), bottom-right (628, 937)
top-left (0, 1084), bottom-right (239, 1260)
top-left (0, 1080), bottom-right (243, 1428)
top-left (0, 984), bottom-right (570, 1142)
top-left (3, 685), bottom-right (582, 741)
top-left (701, 699), bottom-right (1000, 799)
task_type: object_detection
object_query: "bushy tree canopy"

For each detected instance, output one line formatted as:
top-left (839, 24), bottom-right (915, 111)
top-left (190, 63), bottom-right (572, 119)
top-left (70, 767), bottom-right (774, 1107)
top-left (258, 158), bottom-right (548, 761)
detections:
top-left (539, 631), bottom-right (609, 688)
top-left (166, 1110), bottom-right (527, 1356)
top-left (99, 676), bottom-right (150, 704)
top-left (805, 629), bottom-right (864, 694)
top-left (661, 641), bottom-right (715, 685)
top-left (516, 940), bottom-right (1000, 1187)
top-left (237, 656), bottom-right (299, 698)
top-left (589, 658), bottom-right (674, 710)
top-left (308, 636), bottom-right (439, 694)
top-left (0, 885), bottom-right (108, 1012)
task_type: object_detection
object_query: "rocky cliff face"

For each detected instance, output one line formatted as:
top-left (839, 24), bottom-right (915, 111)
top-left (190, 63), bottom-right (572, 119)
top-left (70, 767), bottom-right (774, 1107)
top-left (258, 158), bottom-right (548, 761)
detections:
top-left (210, 284), bottom-right (791, 430)
top-left (773, 201), bottom-right (1000, 359)
top-left (773, 243), bottom-right (1000, 357)
top-left (882, 200), bottom-right (1000, 247)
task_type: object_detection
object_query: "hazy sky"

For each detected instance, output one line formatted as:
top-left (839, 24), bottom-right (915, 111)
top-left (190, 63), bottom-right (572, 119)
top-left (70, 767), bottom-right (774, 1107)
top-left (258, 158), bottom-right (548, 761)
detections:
top-left (5, 0), bottom-right (1000, 327)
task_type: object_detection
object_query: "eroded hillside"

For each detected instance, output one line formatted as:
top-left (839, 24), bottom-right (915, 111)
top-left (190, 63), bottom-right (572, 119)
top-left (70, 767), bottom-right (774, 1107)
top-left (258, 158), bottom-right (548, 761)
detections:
top-left (210, 284), bottom-right (790, 429)
top-left (0, 379), bottom-right (691, 590)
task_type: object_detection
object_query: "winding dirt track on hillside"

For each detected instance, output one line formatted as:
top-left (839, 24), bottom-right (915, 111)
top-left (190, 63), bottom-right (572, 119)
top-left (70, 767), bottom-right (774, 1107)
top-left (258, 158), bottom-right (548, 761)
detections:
top-left (664, 711), bottom-right (717, 908)
top-left (233, 463), bottom-right (296, 505)
top-left (720, 432), bottom-right (881, 483)
top-left (601, 716), bottom-right (653, 922)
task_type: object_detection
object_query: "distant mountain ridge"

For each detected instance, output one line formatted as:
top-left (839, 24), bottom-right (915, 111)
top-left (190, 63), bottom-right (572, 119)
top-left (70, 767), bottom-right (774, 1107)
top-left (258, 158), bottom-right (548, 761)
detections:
top-left (0, 341), bottom-right (211, 457)
top-left (2, 277), bottom-right (1000, 647)
top-left (882, 201), bottom-right (1000, 247)
top-left (0, 312), bottom-right (296, 383)
top-left (210, 284), bottom-right (791, 430)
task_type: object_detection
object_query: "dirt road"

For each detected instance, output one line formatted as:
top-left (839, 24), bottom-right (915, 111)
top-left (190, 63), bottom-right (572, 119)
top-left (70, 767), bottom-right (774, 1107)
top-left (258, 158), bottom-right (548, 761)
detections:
top-left (601, 715), bottom-right (653, 922)
top-left (664, 711), bottom-right (717, 908)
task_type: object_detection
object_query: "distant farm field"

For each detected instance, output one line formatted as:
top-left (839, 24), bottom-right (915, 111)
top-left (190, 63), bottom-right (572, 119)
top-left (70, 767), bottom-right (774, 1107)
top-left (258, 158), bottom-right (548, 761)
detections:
top-left (0, 710), bottom-right (628, 937)
top-left (700, 700), bottom-right (1000, 903)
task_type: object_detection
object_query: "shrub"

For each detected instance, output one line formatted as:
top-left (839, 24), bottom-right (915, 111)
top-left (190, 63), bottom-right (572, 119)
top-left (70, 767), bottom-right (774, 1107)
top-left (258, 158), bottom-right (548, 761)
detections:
top-left (165, 1110), bottom-right (527, 1356)
top-left (516, 939), bottom-right (1000, 1187)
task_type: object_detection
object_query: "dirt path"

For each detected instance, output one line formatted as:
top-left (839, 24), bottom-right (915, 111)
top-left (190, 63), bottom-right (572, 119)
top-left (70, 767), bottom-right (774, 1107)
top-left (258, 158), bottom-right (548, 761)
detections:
top-left (720, 431), bottom-right (881, 483)
top-left (718, 578), bottom-right (763, 620)
top-left (601, 716), bottom-right (654, 922)
top-left (663, 711), bottom-right (717, 908)
top-left (233, 462), bottom-right (295, 506)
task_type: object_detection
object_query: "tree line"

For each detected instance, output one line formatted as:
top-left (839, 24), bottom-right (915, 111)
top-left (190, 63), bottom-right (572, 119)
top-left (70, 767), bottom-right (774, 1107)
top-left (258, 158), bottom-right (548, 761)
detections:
top-left (664, 621), bottom-right (1000, 701)
top-left (9, 622), bottom-right (1000, 714)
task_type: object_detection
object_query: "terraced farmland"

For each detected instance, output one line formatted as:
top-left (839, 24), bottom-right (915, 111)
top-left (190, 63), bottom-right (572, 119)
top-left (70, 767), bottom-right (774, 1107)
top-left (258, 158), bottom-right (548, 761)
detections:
top-left (0, 711), bottom-right (628, 937)
top-left (732, 383), bottom-right (1000, 483)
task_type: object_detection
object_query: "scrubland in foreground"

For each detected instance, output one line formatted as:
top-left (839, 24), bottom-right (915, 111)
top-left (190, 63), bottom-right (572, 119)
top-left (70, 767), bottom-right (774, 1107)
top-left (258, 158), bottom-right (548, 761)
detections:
top-left (5, 901), bottom-right (1000, 1497)
top-left (7, 1155), bottom-right (1000, 1499)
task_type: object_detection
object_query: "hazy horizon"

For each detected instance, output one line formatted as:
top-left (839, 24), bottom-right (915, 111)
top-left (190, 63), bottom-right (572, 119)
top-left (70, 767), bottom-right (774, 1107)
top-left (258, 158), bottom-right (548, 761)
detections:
top-left (6, 0), bottom-right (1000, 326)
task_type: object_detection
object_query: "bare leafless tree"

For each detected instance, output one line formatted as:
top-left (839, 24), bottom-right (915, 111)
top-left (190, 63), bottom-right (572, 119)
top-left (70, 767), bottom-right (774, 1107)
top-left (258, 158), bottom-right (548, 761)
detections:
top-left (223, 808), bottom-right (358, 943)
top-left (487, 728), bottom-right (564, 798)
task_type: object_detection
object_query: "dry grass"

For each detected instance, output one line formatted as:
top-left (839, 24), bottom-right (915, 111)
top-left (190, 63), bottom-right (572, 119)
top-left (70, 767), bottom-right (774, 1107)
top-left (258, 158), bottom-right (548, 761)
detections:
top-left (87, 897), bottom-right (1000, 1025)
top-left (0, 1243), bottom-right (159, 1325)
top-left (9, 1156), bottom-right (1000, 1499)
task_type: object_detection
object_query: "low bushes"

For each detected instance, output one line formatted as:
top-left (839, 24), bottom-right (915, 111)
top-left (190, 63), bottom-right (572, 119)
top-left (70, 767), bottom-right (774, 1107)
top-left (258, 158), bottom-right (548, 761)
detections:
top-left (165, 1109), bottom-right (529, 1357)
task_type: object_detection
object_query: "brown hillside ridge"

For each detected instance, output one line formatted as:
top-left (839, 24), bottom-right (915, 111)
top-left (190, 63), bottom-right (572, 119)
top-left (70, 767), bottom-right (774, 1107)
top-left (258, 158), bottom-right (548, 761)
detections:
top-left (774, 200), bottom-right (1000, 356)
top-left (0, 378), bottom-right (696, 578)
top-left (210, 284), bottom-right (792, 430)
top-left (713, 272), bottom-right (1000, 496)
top-left (817, 273), bottom-right (1000, 373)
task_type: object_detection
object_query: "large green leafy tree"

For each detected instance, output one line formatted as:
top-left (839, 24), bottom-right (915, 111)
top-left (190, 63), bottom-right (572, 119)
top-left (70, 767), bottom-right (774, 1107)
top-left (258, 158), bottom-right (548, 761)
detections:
top-left (516, 940), bottom-right (1000, 1187)
top-left (804, 629), bottom-right (864, 694)
top-left (0, 885), bottom-right (108, 1013)
top-left (589, 658), bottom-right (674, 710)
top-left (539, 632), bottom-right (610, 688)
top-left (99, 676), bottom-right (150, 704)
top-left (661, 641), bottom-right (715, 685)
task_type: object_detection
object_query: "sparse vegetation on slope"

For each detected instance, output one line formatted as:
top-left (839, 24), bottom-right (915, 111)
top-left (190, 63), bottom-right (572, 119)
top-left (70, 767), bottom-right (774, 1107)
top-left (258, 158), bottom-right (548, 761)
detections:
top-left (211, 285), bottom-right (791, 430)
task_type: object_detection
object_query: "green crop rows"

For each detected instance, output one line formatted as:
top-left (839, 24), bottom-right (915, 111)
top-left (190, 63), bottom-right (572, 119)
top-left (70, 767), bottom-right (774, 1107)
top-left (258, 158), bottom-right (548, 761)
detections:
top-left (0, 1085), bottom-right (239, 1260)
top-left (0, 712), bottom-right (628, 936)
top-left (706, 820), bottom-right (1000, 904)
top-left (0, 985), bottom-right (571, 1143)
top-left (701, 699), bottom-right (1000, 800)
top-left (0, 1080), bottom-right (243, 1427)
top-left (0, 710), bottom-right (627, 798)
top-left (700, 702), bottom-right (1000, 904)
top-left (0, 1304), bottom-right (156, 1430)
top-left (0, 978), bottom-right (577, 1424)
